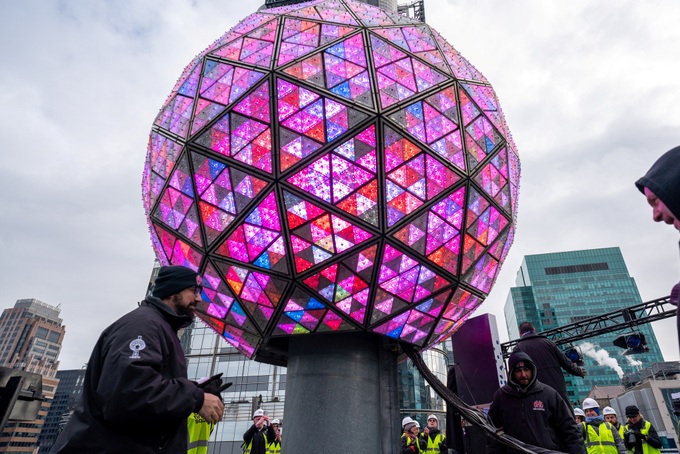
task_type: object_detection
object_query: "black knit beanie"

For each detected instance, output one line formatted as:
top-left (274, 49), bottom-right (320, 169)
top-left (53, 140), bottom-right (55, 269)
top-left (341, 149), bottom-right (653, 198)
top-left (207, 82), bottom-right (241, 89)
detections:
top-left (152, 266), bottom-right (201, 299)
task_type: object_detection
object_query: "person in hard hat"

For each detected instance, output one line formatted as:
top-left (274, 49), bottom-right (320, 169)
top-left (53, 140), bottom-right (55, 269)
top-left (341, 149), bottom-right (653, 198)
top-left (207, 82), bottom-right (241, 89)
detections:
top-left (581, 398), bottom-right (626, 454)
top-left (420, 414), bottom-right (447, 453)
top-left (401, 419), bottom-right (426, 453)
top-left (487, 351), bottom-right (585, 454)
top-left (513, 321), bottom-right (586, 407)
top-left (623, 405), bottom-right (662, 454)
top-left (602, 407), bottom-right (625, 438)
top-left (267, 418), bottom-right (282, 454)
top-left (575, 408), bottom-right (586, 424)
top-left (243, 409), bottom-right (275, 454)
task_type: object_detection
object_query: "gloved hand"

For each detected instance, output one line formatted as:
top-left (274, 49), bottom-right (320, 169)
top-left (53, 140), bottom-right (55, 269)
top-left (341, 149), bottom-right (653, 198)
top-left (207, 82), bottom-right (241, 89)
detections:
top-left (198, 373), bottom-right (233, 397)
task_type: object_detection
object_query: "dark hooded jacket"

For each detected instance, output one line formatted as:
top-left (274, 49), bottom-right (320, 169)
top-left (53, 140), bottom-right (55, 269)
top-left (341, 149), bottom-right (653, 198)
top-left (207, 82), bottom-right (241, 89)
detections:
top-left (52, 297), bottom-right (205, 453)
top-left (513, 333), bottom-right (584, 406)
top-left (487, 351), bottom-right (585, 454)
top-left (636, 145), bottom-right (680, 352)
top-left (635, 145), bottom-right (680, 221)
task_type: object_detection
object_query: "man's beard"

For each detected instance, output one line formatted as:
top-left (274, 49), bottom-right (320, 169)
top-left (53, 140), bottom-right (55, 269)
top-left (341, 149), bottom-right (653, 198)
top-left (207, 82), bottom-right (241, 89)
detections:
top-left (170, 294), bottom-right (196, 318)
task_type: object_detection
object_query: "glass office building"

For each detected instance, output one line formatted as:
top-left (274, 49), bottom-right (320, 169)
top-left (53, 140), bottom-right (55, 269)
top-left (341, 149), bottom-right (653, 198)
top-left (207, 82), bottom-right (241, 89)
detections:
top-left (504, 247), bottom-right (664, 406)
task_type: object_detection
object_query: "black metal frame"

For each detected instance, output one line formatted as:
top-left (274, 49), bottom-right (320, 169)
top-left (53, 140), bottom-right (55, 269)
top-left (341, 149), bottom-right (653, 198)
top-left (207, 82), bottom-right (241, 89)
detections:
top-left (501, 296), bottom-right (674, 358)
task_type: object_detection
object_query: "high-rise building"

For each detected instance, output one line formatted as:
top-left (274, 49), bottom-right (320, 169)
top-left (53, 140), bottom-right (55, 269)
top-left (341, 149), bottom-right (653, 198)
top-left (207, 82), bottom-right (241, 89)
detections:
top-left (37, 369), bottom-right (86, 454)
top-left (0, 299), bottom-right (65, 453)
top-left (504, 248), bottom-right (664, 406)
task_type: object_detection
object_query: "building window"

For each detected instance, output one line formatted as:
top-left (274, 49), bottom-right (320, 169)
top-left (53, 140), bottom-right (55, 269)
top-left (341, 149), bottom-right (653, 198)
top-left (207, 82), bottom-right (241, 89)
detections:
top-left (544, 262), bottom-right (609, 275)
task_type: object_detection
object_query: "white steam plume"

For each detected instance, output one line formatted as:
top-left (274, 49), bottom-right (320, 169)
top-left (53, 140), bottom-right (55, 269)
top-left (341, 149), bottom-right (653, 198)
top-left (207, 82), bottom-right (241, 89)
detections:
top-left (579, 342), bottom-right (624, 379)
top-left (625, 356), bottom-right (643, 367)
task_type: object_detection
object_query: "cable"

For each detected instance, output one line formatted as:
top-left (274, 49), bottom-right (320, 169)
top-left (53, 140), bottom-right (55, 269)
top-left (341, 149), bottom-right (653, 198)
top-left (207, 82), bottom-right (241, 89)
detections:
top-left (402, 344), bottom-right (567, 454)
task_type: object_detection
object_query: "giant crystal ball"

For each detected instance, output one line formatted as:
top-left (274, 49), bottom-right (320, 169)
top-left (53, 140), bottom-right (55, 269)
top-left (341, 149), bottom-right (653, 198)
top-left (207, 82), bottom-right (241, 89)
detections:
top-left (142, 0), bottom-right (520, 363)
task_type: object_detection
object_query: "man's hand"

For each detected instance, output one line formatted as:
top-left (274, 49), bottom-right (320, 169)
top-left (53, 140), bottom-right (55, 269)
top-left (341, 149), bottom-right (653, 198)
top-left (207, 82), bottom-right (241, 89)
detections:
top-left (198, 393), bottom-right (224, 424)
top-left (423, 427), bottom-right (429, 436)
top-left (579, 366), bottom-right (587, 377)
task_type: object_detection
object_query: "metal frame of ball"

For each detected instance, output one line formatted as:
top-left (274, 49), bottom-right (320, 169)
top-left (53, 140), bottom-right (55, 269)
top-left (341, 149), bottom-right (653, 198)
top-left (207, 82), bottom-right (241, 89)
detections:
top-left (142, 0), bottom-right (519, 365)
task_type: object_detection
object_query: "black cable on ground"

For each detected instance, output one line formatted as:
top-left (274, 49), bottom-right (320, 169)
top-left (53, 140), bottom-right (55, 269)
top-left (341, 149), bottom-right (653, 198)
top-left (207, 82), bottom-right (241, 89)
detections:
top-left (402, 344), bottom-right (567, 454)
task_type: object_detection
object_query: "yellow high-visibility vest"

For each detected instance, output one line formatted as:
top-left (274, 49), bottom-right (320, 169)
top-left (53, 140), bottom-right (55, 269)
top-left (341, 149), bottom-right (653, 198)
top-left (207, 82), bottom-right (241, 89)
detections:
top-left (584, 422), bottom-right (618, 454)
top-left (624, 420), bottom-right (661, 454)
top-left (187, 413), bottom-right (214, 454)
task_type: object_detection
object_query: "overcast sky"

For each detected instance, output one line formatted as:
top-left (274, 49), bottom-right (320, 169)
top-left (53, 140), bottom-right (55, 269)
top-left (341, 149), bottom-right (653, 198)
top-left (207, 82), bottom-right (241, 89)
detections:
top-left (1, 0), bottom-right (679, 370)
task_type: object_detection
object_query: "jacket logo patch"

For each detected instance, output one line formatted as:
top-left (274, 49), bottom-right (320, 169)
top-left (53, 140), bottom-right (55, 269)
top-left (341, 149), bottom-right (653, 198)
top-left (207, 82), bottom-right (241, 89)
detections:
top-left (129, 336), bottom-right (146, 359)
top-left (533, 400), bottom-right (545, 411)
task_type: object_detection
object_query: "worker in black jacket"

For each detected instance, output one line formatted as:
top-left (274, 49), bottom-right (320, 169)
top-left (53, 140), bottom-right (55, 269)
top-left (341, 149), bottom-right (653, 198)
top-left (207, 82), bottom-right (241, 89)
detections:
top-left (244, 409), bottom-right (276, 454)
top-left (513, 321), bottom-right (585, 406)
top-left (623, 405), bottom-right (663, 453)
top-left (52, 266), bottom-right (224, 453)
top-left (487, 351), bottom-right (585, 454)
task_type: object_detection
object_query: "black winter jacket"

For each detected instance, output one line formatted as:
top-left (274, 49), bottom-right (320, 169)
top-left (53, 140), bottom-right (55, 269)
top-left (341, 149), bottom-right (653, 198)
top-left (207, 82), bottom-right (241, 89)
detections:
top-left (513, 333), bottom-right (583, 406)
top-left (243, 423), bottom-right (276, 454)
top-left (487, 351), bottom-right (585, 454)
top-left (52, 297), bottom-right (204, 453)
top-left (401, 432), bottom-right (426, 453)
top-left (624, 418), bottom-right (663, 452)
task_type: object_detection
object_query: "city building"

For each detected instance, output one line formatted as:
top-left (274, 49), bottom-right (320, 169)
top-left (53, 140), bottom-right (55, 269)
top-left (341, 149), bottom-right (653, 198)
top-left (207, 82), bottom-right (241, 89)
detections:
top-left (504, 247), bottom-right (664, 406)
top-left (0, 299), bottom-right (65, 453)
top-left (610, 362), bottom-right (680, 449)
top-left (37, 369), bottom-right (86, 454)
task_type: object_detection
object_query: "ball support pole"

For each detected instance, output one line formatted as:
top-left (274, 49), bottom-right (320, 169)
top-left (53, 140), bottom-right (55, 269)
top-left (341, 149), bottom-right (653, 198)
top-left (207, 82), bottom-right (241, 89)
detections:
top-left (282, 332), bottom-right (401, 453)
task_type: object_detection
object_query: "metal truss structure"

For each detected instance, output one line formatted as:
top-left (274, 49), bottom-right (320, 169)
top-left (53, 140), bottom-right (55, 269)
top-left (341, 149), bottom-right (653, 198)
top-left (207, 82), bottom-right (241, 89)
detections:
top-left (500, 296), bottom-right (674, 358)
top-left (397, 0), bottom-right (426, 22)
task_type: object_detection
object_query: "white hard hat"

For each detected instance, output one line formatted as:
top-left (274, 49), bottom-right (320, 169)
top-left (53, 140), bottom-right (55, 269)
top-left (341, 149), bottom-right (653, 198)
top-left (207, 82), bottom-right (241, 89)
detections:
top-left (427, 414), bottom-right (438, 422)
top-left (253, 409), bottom-right (265, 419)
top-left (272, 419), bottom-right (280, 425)
top-left (582, 398), bottom-right (599, 410)
top-left (603, 406), bottom-right (617, 416)
top-left (414, 421), bottom-right (420, 428)
top-left (402, 416), bottom-right (414, 428)
top-left (574, 408), bottom-right (585, 417)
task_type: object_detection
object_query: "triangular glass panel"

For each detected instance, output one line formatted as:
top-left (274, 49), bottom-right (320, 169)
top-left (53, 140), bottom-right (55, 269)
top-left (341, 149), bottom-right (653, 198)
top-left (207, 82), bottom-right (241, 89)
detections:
top-left (302, 244), bottom-right (377, 325)
top-left (431, 28), bottom-right (487, 83)
top-left (215, 262), bottom-right (288, 332)
top-left (383, 127), bottom-right (461, 226)
top-left (214, 192), bottom-right (288, 274)
top-left (153, 224), bottom-right (203, 270)
top-left (393, 186), bottom-right (466, 274)
top-left (191, 151), bottom-right (268, 245)
top-left (283, 191), bottom-right (374, 273)
top-left (273, 287), bottom-right (330, 336)
top-left (377, 244), bottom-right (450, 306)
top-left (154, 94), bottom-right (193, 139)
